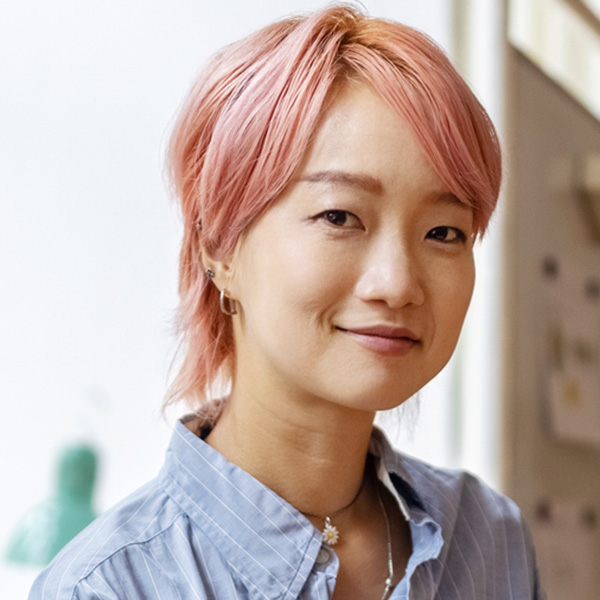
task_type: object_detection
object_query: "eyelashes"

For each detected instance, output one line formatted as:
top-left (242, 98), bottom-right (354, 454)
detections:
top-left (315, 210), bottom-right (467, 244)
top-left (425, 226), bottom-right (467, 244)
top-left (316, 209), bottom-right (363, 229)
top-left (322, 210), bottom-right (347, 227)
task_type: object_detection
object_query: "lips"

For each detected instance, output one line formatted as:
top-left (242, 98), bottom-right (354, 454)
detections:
top-left (336, 325), bottom-right (419, 356)
top-left (340, 325), bottom-right (417, 339)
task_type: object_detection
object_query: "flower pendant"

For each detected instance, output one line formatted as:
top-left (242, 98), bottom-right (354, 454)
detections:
top-left (322, 517), bottom-right (339, 546)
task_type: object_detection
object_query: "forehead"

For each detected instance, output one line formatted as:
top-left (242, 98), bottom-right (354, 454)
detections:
top-left (296, 82), bottom-right (449, 201)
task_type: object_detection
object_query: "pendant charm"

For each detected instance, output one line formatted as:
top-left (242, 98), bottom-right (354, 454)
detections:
top-left (322, 517), bottom-right (339, 546)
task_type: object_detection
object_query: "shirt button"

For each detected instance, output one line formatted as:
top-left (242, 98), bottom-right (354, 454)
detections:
top-left (315, 546), bottom-right (333, 566)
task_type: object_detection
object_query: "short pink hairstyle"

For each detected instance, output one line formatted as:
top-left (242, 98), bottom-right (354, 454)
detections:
top-left (166, 4), bottom-right (502, 408)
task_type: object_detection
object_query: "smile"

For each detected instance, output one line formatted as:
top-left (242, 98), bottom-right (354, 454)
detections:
top-left (336, 325), bottom-right (419, 356)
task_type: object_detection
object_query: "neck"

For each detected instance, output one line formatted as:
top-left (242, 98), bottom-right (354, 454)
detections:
top-left (204, 383), bottom-right (376, 517)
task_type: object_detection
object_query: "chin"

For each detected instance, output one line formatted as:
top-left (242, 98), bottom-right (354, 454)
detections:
top-left (326, 381), bottom-right (419, 413)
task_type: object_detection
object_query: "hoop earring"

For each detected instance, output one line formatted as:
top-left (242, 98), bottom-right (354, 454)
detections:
top-left (219, 288), bottom-right (238, 316)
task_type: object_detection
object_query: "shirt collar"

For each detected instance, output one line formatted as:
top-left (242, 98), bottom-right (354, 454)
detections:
top-left (159, 415), bottom-right (443, 597)
top-left (369, 427), bottom-right (445, 578)
top-left (160, 418), bottom-right (323, 599)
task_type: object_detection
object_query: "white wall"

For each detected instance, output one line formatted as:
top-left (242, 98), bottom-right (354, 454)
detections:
top-left (1, 1), bottom-right (455, 594)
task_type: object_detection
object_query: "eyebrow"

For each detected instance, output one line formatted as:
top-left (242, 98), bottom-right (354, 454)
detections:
top-left (436, 191), bottom-right (472, 211)
top-left (299, 171), bottom-right (471, 211)
top-left (298, 170), bottom-right (383, 194)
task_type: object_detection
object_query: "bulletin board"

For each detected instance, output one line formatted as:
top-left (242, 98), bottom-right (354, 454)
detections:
top-left (505, 50), bottom-right (600, 600)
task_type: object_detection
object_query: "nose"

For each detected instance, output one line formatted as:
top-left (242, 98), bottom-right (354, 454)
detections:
top-left (354, 238), bottom-right (426, 308)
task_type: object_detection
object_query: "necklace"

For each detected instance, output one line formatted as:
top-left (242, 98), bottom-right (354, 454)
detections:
top-left (301, 467), bottom-right (395, 599)
top-left (301, 476), bottom-right (366, 546)
top-left (376, 480), bottom-right (394, 600)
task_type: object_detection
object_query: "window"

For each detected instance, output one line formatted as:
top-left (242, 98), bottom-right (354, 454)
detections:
top-left (510, 0), bottom-right (600, 120)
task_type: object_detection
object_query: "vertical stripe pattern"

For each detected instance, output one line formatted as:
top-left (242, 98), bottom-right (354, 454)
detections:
top-left (29, 419), bottom-right (545, 599)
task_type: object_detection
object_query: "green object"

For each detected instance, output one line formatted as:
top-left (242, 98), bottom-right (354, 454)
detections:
top-left (5, 443), bottom-right (98, 566)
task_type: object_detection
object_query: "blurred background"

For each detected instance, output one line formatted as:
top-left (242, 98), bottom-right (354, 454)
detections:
top-left (1, 0), bottom-right (599, 597)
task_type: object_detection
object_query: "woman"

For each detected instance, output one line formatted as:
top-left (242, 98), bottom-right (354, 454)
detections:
top-left (31, 5), bottom-right (543, 599)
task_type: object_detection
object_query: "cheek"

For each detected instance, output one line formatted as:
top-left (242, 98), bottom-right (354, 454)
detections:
top-left (275, 247), bottom-right (352, 331)
top-left (236, 233), bottom-right (349, 330)
top-left (438, 262), bottom-right (475, 334)
top-left (424, 253), bottom-right (473, 335)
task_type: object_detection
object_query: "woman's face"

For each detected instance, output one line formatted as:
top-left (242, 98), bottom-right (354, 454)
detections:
top-left (227, 82), bottom-right (475, 412)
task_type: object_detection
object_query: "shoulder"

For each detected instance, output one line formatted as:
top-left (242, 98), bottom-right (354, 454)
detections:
top-left (28, 478), bottom-right (187, 600)
top-left (373, 428), bottom-right (528, 541)
top-left (393, 452), bottom-right (544, 597)
top-left (398, 451), bottom-right (523, 527)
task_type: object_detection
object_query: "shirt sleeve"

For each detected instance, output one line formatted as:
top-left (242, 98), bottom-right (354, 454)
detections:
top-left (29, 569), bottom-right (121, 600)
top-left (29, 544), bottom-right (185, 600)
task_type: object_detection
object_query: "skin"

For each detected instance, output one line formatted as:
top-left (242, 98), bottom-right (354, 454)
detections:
top-left (202, 81), bottom-right (476, 599)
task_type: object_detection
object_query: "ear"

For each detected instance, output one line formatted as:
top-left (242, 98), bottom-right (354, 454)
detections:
top-left (201, 247), bottom-right (234, 292)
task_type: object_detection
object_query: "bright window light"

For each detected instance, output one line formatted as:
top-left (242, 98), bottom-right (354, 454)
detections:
top-left (509, 0), bottom-right (600, 120)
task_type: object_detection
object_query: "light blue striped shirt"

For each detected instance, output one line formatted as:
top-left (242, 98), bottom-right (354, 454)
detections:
top-left (30, 417), bottom-right (544, 599)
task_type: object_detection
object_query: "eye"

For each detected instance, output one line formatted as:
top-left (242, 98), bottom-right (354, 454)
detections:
top-left (426, 226), bottom-right (466, 243)
top-left (318, 209), bottom-right (362, 229)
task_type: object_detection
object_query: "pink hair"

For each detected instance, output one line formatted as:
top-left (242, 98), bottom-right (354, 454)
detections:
top-left (166, 4), bottom-right (502, 408)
